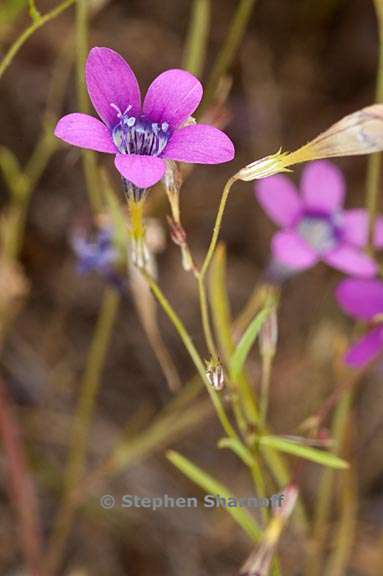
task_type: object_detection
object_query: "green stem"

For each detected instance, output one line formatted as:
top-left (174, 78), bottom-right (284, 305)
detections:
top-left (0, 0), bottom-right (76, 81)
top-left (260, 353), bottom-right (273, 427)
top-left (200, 176), bottom-right (237, 279)
top-left (76, 0), bottom-right (102, 213)
top-left (45, 288), bottom-right (119, 574)
top-left (183, 0), bottom-right (211, 77)
top-left (28, 0), bottom-right (41, 21)
top-left (366, 0), bottom-right (383, 250)
top-left (199, 0), bottom-right (256, 113)
top-left (304, 388), bottom-right (353, 576)
top-left (141, 270), bottom-right (238, 440)
top-left (195, 176), bottom-right (238, 371)
top-left (197, 275), bottom-right (218, 358)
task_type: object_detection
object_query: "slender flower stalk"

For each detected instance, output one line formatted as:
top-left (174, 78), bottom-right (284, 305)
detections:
top-left (45, 288), bottom-right (119, 574)
top-left (0, 0), bottom-right (76, 81)
top-left (198, 275), bottom-right (219, 359)
top-left (140, 269), bottom-right (238, 440)
top-left (76, 0), bottom-right (102, 213)
top-left (183, 0), bottom-right (211, 77)
top-left (28, 0), bottom-right (41, 22)
top-left (200, 175), bottom-right (238, 279)
top-left (200, 0), bottom-right (257, 114)
top-left (366, 0), bottom-right (383, 251)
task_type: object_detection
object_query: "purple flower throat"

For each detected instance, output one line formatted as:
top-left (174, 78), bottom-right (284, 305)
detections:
top-left (111, 103), bottom-right (170, 157)
top-left (296, 211), bottom-right (340, 254)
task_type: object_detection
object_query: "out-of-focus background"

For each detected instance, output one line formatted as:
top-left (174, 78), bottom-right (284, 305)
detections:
top-left (1, 0), bottom-right (383, 574)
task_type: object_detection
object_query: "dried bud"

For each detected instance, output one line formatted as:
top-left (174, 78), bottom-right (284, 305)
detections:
top-left (205, 358), bottom-right (225, 391)
top-left (260, 307), bottom-right (278, 358)
top-left (239, 485), bottom-right (298, 576)
top-left (237, 149), bottom-right (290, 182)
top-left (163, 160), bottom-right (183, 194)
top-left (237, 104), bottom-right (383, 182)
top-left (167, 216), bottom-right (187, 246)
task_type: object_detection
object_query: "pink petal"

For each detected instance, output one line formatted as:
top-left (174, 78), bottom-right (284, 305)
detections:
top-left (86, 47), bottom-right (141, 128)
top-left (255, 175), bottom-right (302, 227)
top-left (114, 154), bottom-right (165, 188)
top-left (143, 69), bottom-right (203, 129)
top-left (162, 124), bottom-right (234, 164)
top-left (301, 160), bottom-right (345, 214)
top-left (345, 326), bottom-right (383, 368)
top-left (271, 230), bottom-right (318, 270)
top-left (54, 113), bottom-right (116, 153)
top-left (335, 278), bottom-right (383, 320)
top-left (342, 208), bottom-right (383, 247)
top-left (322, 243), bottom-right (377, 277)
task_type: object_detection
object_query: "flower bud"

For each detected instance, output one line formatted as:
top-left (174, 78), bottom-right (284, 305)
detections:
top-left (205, 358), bottom-right (225, 391)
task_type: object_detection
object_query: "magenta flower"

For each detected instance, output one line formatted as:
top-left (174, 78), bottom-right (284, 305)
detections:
top-left (336, 278), bottom-right (383, 367)
top-left (255, 160), bottom-right (383, 277)
top-left (54, 47), bottom-right (235, 189)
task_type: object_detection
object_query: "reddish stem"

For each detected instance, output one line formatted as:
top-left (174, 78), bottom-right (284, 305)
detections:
top-left (0, 378), bottom-right (44, 576)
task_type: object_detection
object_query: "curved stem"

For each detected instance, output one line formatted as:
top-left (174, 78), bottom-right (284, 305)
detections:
top-left (200, 175), bottom-right (237, 279)
top-left (141, 269), bottom-right (238, 440)
top-left (0, 0), bottom-right (76, 81)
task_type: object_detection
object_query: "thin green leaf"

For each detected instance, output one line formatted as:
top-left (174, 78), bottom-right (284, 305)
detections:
top-left (218, 437), bottom-right (255, 467)
top-left (229, 308), bottom-right (270, 380)
top-left (167, 450), bottom-right (261, 542)
top-left (259, 436), bottom-right (349, 470)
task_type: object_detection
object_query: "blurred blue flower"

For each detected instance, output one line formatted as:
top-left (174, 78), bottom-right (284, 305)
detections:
top-left (71, 226), bottom-right (127, 292)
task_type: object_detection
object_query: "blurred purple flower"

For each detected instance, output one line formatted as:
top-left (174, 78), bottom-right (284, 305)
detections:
top-left (255, 160), bottom-right (383, 277)
top-left (71, 227), bottom-right (127, 292)
top-left (336, 278), bottom-right (383, 367)
top-left (55, 47), bottom-right (235, 189)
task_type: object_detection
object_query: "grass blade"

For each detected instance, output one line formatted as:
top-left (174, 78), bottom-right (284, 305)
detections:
top-left (259, 436), bottom-right (349, 470)
top-left (229, 308), bottom-right (270, 380)
top-left (167, 450), bottom-right (262, 542)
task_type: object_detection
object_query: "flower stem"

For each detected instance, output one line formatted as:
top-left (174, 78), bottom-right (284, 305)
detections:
top-left (195, 176), bottom-right (237, 361)
top-left (76, 0), bottom-right (102, 213)
top-left (200, 0), bottom-right (256, 113)
top-left (45, 288), bottom-right (119, 575)
top-left (259, 352), bottom-right (273, 427)
top-left (28, 0), bottom-right (41, 22)
top-left (197, 274), bottom-right (218, 358)
top-left (141, 269), bottom-right (238, 440)
top-left (366, 0), bottom-right (383, 251)
top-left (304, 384), bottom-right (354, 576)
top-left (0, 0), bottom-right (76, 81)
top-left (0, 378), bottom-right (44, 576)
top-left (183, 0), bottom-right (211, 77)
top-left (200, 175), bottom-right (237, 279)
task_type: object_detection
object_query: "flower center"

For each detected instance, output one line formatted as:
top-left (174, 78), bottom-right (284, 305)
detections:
top-left (297, 214), bottom-right (338, 254)
top-left (111, 104), bottom-right (170, 156)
